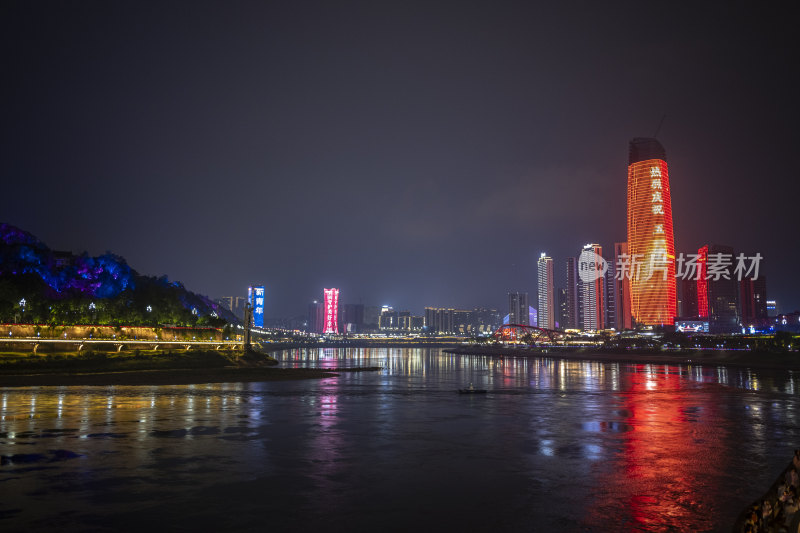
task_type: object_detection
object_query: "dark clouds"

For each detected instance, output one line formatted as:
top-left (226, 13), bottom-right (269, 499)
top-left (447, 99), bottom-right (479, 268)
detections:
top-left (2, 1), bottom-right (798, 316)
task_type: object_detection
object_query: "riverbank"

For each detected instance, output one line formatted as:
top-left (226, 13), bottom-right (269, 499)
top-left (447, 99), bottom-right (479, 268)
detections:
top-left (0, 348), bottom-right (380, 386)
top-left (444, 345), bottom-right (800, 371)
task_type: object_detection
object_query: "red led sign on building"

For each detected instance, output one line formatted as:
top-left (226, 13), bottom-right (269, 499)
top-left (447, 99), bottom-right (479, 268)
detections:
top-left (323, 288), bottom-right (339, 335)
top-left (627, 147), bottom-right (677, 326)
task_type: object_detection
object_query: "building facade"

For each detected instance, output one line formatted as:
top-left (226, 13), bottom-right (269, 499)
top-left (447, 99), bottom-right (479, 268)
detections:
top-left (578, 243), bottom-right (604, 332)
top-left (537, 253), bottom-right (554, 329)
top-left (508, 292), bottom-right (529, 326)
top-left (565, 257), bottom-right (579, 329)
top-left (697, 244), bottom-right (740, 333)
top-left (740, 276), bottom-right (768, 327)
top-left (307, 300), bottom-right (323, 333)
top-left (556, 288), bottom-right (568, 330)
top-left (677, 276), bottom-right (699, 318)
top-left (341, 303), bottom-right (364, 333)
top-left (613, 242), bottom-right (632, 330)
top-left (627, 137), bottom-right (677, 326)
top-left (425, 307), bottom-right (454, 334)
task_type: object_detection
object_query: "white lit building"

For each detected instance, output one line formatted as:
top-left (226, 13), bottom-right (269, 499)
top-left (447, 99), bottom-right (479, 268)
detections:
top-left (537, 253), bottom-right (554, 329)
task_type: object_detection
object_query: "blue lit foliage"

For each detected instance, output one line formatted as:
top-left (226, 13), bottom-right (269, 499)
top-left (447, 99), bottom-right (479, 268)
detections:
top-left (0, 224), bottom-right (134, 298)
top-left (0, 223), bottom-right (236, 326)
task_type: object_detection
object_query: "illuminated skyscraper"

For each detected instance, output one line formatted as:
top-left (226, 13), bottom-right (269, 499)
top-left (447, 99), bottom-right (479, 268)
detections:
top-left (578, 243), bottom-right (604, 332)
top-left (323, 288), bottom-right (339, 334)
top-left (627, 138), bottom-right (676, 326)
top-left (537, 253), bottom-right (554, 329)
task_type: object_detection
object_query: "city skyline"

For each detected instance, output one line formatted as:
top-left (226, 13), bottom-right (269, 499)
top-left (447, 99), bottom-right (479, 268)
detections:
top-left (3, 2), bottom-right (798, 316)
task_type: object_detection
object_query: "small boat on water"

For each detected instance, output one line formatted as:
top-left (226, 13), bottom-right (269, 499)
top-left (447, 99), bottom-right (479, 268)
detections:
top-left (458, 383), bottom-right (487, 394)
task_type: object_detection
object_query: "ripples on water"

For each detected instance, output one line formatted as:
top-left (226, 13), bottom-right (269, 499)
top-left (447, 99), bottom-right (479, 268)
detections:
top-left (1, 348), bottom-right (798, 531)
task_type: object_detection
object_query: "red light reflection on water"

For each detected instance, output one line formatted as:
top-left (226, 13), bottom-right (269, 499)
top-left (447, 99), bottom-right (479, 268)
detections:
top-left (585, 364), bottom-right (723, 531)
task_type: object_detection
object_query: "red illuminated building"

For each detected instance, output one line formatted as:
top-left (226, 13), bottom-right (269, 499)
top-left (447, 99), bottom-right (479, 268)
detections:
top-left (626, 138), bottom-right (676, 326)
top-left (696, 244), bottom-right (741, 333)
top-left (697, 245), bottom-right (709, 318)
top-left (323, 288), bottom-right (339, 335)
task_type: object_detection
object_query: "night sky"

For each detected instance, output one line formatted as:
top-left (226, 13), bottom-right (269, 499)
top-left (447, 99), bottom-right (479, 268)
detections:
top-left (3, 1), bottom-right (798, 317)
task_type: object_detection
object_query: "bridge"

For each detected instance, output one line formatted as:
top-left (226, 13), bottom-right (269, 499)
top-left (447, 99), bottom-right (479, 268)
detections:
top-left (492, 324), bottom-right (566, 344)
top-left (1, 337), bottom-right (245, 353)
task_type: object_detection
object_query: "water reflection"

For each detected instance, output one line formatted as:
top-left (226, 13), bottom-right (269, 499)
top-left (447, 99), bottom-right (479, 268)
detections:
top-left (276, 347), bottom-right (799, 394)
top-left (1, 349), bottom-right (799, 532)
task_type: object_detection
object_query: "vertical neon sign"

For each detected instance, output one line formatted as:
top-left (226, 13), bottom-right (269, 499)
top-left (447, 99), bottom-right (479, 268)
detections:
top-left (323, 288), bottom-right (339, 335)
top-left (249, 285), bottom-right (265, 328)
top-left (696, 246), bottom-right (708, 318)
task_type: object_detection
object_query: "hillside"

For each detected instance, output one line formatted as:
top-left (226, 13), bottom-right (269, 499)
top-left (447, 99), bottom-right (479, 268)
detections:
top-left (0, 223), bottom-right (236, 326)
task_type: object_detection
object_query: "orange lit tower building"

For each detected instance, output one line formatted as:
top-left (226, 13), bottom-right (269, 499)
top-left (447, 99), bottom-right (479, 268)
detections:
top-left (626, 138), bottom-right (676, 325)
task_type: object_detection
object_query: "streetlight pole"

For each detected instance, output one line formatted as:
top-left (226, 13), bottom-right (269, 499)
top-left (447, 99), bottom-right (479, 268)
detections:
top-left (243, 301), bottom-right (252, 352)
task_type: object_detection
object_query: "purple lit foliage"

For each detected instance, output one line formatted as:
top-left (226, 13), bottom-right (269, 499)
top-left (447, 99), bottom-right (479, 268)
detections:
top-left (1, 223), bottom-right (234, 324)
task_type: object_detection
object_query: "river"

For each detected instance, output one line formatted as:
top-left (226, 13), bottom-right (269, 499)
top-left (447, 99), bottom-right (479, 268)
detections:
top-left (1, 347), bottom-right (798, 531)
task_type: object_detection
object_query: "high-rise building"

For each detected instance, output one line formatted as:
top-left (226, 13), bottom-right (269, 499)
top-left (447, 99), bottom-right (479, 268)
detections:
top-left (308, 300), bottom-right (324, 333)
top-left (579, 244), bottom-right (604, 332)
top-left (425, 307), bottom-right (455, 334)
top-left (740, 276), bottom-right (768, 326)
top-left (556, 288), bottom-right (568, 330)
top-left (565, 258), bottom-right (579, 329)
top-left (604, 252), bottom-right (616, 330)
top-left (697, 245), bottom-right (740, 333)
top-left (217, 296), bottom-right (246, 320)
top-left (471, 308), bottom-right (502, 335)
top-left (613, 242), bottom-right (632, 330)
top-left (363, 306), bottom-right (381, 329)
top-left (528, 306), bottom-right (538, 327)
top-left (452, 310), bottom-right (473, 335)
top-left (379, 309), bottom-right (410, 332)
top-left (627, 138), bottom-right (677, 326)
top-left (537, 253), bottom-right (554, 329)
top-left (341, 303), bottom-right (364, 333)
top-left (323, 288), bottom-right (339, 335)
top-left (676, 276), bottom-right (699, 318)
top-left (508, 292), bottom-right (529, 326)
top-left (766, 300), bottom-right (778, 316)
